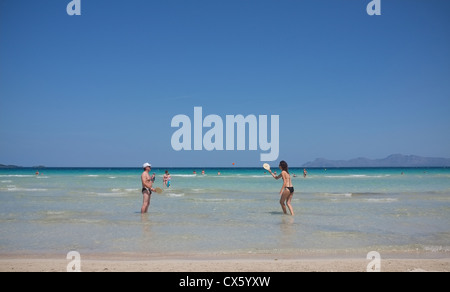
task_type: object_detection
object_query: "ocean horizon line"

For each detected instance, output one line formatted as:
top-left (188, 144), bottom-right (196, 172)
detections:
top-left (1, 166), bottom-right (449, 170)
top-left (3, 154), bottom-right (450, 169)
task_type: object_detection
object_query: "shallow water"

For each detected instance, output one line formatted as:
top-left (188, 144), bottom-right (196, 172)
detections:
top-left (0, 167), bottom-right (449, 255)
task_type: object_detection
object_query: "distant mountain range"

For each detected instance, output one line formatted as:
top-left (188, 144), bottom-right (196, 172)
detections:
top-left (302, 154), bottom-right (450, 168)
top-left (0, 164), bottom-right (22, 169)
top-left (0, 164), bottom-right (46, 169)
top-left (2, 155), bottom-right (450, 168)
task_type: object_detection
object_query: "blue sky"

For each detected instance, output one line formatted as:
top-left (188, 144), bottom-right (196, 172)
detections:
top-left (0, 0), bottom-right (449, 167)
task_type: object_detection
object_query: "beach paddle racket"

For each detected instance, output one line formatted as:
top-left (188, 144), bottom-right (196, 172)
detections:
top-left (263, 163), bottom-right (271, 171)
top-left (154, 187), bottom-right (163, 194)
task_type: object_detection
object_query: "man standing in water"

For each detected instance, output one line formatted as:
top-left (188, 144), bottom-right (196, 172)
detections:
top-left (141, 163), bottom-right (156, 213)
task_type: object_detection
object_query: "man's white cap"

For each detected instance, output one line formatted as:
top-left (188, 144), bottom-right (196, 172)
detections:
top-left (143, 162), bottom-right (151, 169)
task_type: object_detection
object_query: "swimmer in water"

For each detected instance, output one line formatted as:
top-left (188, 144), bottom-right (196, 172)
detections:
top-left (163, 170), bottom-right (171, 188)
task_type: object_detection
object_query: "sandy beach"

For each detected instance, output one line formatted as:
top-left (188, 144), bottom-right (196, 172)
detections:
top-left (1, 252), bottom-right (449, 272)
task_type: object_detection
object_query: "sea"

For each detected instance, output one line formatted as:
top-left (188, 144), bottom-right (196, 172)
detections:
top-left (0, 167), bottom-right (449, 257)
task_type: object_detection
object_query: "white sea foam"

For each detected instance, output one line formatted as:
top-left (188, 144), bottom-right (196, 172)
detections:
top-left (110, 188), bottom-right (138, 194)
top-left (96, 192), bottom-right (124, 197)
top-left (167, 193), bottom-right (185, 197)
top-left (5, 187), bottom-right (48, 192)
top-left (225, 174), bottom-right (267, 178)
top-left (325, 175), bottom-right (368, 178)
top-left (125, 188), bottom-right (138, 192)
top-left (44, 211), bottom-right (66, 215)
top-left (73, 218), bottom-right (105, 224)
top-left (424, 245), bottom-right (450, 252)
top-left (365, 198), bottom-right (398, 203)
top-left (191, 188), bottom-right (205, 192)
top-left (193, 198), bottom-right (237, 202)
top-left (324, 174), bottom-right (390, 179)
top-left (1, 180), bottom-right (12, 183)
top-left (321, 193), bottom-right (353, 197)
top-left (0, 175), bottom-right (34, 177)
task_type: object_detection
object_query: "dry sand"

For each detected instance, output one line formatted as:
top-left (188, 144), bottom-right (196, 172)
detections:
top-left (1, 253), bottom-right (449, 272)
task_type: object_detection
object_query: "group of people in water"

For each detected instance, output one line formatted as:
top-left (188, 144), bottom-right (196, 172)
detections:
top-left (141, 161), bottom-right (299, 216)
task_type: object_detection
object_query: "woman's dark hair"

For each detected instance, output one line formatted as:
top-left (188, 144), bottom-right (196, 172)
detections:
top-left (279, 160), bottom-right (289, 173)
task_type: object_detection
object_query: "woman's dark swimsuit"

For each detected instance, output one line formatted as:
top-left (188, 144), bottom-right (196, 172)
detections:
top-left (142, 187), bottom-right (152, 194)
top-left (286, 187), bottom-right (294, 194)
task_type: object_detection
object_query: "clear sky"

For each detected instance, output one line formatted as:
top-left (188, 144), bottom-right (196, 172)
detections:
top-left (1, 0), bottom-right (449, 167)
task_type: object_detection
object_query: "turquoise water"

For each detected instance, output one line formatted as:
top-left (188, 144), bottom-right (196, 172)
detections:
top-left (0, 167), bottom-right (449, 255)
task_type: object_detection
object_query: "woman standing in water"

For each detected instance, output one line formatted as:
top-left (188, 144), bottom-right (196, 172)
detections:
top-left (268, 160), bottom-right (294, 215)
